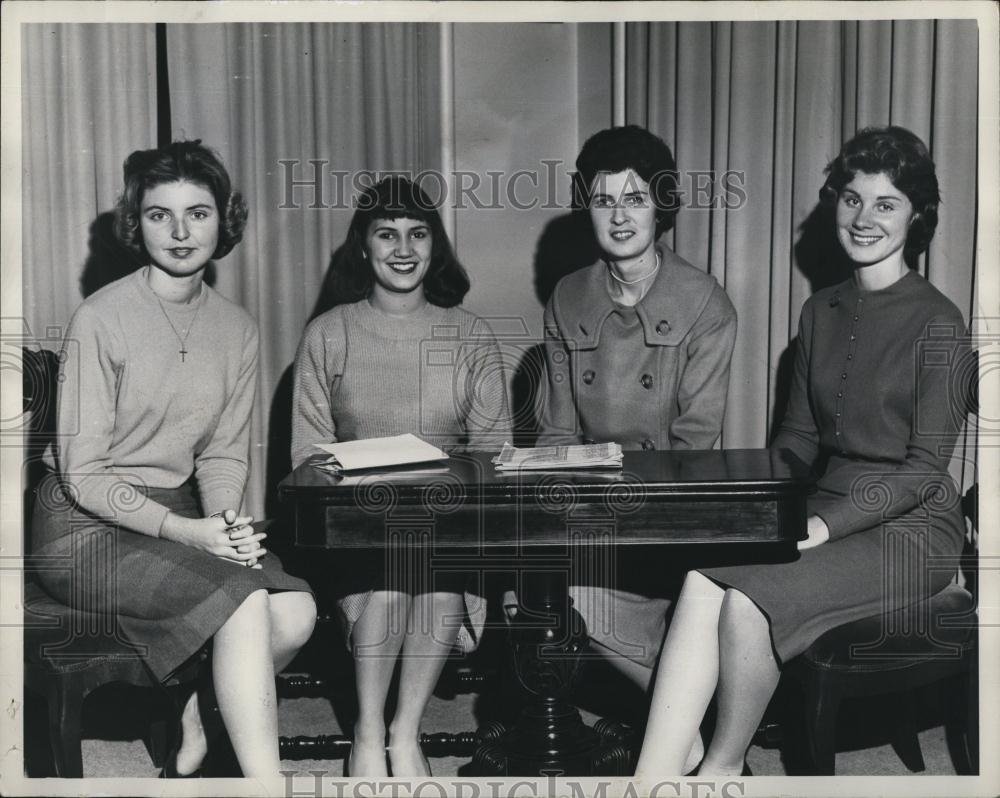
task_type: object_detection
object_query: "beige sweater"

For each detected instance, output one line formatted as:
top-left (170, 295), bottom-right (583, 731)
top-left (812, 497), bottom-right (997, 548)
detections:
top-left (291, 299), bottom-right (512, 468)
top-left (48, 268), bottom-right (258, 537)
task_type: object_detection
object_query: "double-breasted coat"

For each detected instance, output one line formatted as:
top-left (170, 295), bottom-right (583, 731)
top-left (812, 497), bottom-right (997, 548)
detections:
top-left (536, 246), bottom-right (737, 666)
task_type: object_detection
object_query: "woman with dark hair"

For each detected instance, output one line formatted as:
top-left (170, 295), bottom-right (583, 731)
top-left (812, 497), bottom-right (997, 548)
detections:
top-left (634, 126), bottom-right (969, 779)
top-left (525, 125), bottom-right (736, 752)
top-left (291, 176), bottom-right (511, 777)
top-left (32, 140), bottom-right (316, 778)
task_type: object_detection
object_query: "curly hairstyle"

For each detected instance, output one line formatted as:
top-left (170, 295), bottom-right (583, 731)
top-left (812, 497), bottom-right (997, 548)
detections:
top-left (821, 126), bottom-right (940, 265)
top-left (324, 176), bottom-right (470, 308)
top-left (573, 125), bottom-right (681, 236)
top-left (114, 140), bottom-right (248, 262)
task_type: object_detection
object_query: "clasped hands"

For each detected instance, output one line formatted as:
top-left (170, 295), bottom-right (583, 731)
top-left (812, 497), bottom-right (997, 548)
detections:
top-left (213, 508), bottom-right (265, 568)
top-left (161, 508), bottom-right (267, 568)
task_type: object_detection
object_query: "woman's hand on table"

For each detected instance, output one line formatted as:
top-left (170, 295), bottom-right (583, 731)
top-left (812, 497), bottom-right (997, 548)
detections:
top-left (161, 509), bottom-right (267, 567)
top-left (798, 515), bottom-right (830, 551)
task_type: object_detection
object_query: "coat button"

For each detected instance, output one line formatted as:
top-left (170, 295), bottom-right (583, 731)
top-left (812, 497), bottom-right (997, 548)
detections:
top-left (640, 373), bottom-right (653, 389)
top-left (641, 439), bottom-right (656, 450)
top-left (583, 370), bottom-right (595, 385)
top-left (656, 320), bottom-right (670, 335)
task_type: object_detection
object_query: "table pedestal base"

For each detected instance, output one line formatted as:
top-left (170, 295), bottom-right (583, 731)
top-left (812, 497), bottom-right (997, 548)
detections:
top-left (471, 712), bottom-right (632, 776)
top-left (470, 566), bottom-right (634, 776)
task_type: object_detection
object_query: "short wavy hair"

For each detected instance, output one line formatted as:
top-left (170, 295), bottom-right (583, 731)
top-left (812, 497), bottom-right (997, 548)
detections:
top-left (114, 140), bottom-right (248, 262)
top-left (573, 125), bottom-right (681, 236)
top-left (820, 126), bottom-right (940, 265)
top-left (324, 176), bottom-right (470, 308)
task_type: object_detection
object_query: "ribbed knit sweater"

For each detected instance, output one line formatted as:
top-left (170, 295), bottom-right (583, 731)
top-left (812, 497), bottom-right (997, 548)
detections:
top-left (291, 299), bottom-right (512, 469)
top-left (44, 268), bottom-right (258, 539)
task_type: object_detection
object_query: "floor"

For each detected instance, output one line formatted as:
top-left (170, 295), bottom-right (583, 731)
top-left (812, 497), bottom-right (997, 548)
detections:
top-left (23, 653), bottom-right (971, 781)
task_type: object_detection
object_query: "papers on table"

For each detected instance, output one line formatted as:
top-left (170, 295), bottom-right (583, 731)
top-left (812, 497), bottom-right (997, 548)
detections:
top-left (312, 433), bottom-right (449, 473)
top-left (492, 441), bottom-right (623, 471)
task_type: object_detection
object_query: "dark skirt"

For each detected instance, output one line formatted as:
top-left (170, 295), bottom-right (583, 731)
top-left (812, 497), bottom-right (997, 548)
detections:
top-left (701, 486), bottom-right (966, 664)
top-left (31, 472), bottom-right (313, 681)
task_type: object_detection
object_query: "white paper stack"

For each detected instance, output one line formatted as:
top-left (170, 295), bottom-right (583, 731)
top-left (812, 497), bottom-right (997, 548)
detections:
top-left (312, 433), bottom-right (449, 473)
top-left (492, 441), bottom-right (623, 471)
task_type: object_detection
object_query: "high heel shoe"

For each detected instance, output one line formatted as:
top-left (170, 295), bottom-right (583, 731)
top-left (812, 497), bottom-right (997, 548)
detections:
top-left (346, 734), bottom-right (390, 777)
top-left (386, 738), bottom-right (431, 778)
top-left (159, 749), bottom-right (202, 778)
top-left (680, 761), bottom-right (751, 778)
top-left (158, 681), bottom-right (206, 778)
top-left (158, 713), bottom-right (204, 778)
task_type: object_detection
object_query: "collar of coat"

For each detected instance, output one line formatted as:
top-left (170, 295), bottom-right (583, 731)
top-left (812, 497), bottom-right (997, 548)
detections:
top-left (549, 247), bottom-right (721, 349)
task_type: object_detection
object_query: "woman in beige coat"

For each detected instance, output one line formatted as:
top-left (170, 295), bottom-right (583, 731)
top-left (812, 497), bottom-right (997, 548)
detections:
top-left (531, 125), bottom-right (737, 767)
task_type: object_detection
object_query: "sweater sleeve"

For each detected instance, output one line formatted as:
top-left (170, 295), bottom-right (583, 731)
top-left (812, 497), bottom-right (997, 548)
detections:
top-left (816, 313), bottom-right (970, 540)
top-left (460, 322), bottom-right (513, 450)
top-left (194, 321), bottom-right (257, 517)
top-left (669, 284), bottom-right (738, 449)
top-left (290, 316), bottom-right (344, 469)
top-left (536, 292), bottom-right (583, 446)
top-left (771, 303), bottom-right (821, 467)
top-left (56, 304), bottom-right (170, 536)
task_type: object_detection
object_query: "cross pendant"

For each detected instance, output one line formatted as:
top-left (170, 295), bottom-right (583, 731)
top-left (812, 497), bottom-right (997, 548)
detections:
top-left (179, 347), bottom-right (187, 362)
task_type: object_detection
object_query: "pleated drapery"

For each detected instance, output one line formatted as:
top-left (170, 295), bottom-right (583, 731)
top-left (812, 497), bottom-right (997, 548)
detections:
top-left (625, 20), bottom-right (979, 484)
top-left (165, 23), bottom-right (442, 516)
top-left (21, 24), bottom-right (158, 337)
top-left (21, 20), bottom-right (980, 517)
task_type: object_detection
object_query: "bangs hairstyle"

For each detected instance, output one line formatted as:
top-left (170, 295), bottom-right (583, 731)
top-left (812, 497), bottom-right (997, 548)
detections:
top-left (820, 125), bottom-right (940, 264)
top-left (325, 176), bottom-right (470, 308)
top-left (114, 140), bottom-right (249, 262)
top-left (573, 124), bottom-right (681, 236)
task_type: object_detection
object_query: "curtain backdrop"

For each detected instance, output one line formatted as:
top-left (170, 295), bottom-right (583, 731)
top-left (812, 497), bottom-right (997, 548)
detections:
top-left (625, 19), bottom-right (979, 487)
top-left (22, 24), bottom-right (158, 337)
top-left (165, 23), bottom-right (442, 517)
top-left (21, 20), bottom-right (980, 520)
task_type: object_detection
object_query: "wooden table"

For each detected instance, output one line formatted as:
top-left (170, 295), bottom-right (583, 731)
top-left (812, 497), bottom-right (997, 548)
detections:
top-left (278, 448), bottom-right (812, 775)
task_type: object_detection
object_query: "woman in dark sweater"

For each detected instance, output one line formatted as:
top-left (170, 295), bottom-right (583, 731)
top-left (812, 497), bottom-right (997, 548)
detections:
top-left (634, 126), bottom-right (969, 779)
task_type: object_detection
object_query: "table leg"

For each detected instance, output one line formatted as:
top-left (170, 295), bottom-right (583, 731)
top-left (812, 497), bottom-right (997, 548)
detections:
top-left (471, 568), bottom-right (632, 776)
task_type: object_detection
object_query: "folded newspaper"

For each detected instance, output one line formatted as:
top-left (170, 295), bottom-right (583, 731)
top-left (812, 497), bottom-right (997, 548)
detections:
top-left (492, 441), bottom-right (623, 470)
top-left (312, 433), bottom-right (449, 473)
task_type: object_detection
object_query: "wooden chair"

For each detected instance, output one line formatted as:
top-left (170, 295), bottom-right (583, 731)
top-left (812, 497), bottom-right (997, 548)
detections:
top-left (785, 485), bottom-right (978, 775)
top-left (22, 581), bottom-right (199, 776)
top-left (21, 347), bottom-right (199, 777)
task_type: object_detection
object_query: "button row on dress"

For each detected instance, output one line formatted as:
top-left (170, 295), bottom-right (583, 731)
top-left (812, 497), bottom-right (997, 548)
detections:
top-left (582, 370), bottom-right (656, 390)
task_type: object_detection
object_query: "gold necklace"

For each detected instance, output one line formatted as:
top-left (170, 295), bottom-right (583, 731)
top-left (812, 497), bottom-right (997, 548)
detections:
top-left (154, 295), bottom-right (202, 363)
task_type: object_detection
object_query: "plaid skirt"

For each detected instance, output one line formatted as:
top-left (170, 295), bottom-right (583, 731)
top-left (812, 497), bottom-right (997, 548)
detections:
top-left (30, 472), bottom-right (313, 681)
